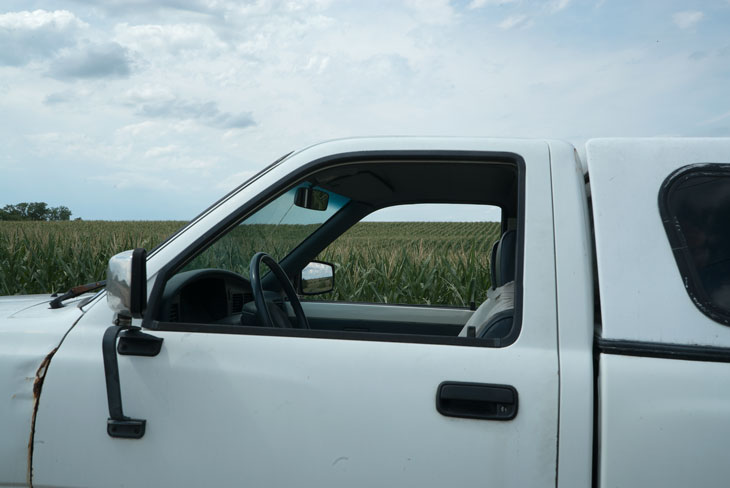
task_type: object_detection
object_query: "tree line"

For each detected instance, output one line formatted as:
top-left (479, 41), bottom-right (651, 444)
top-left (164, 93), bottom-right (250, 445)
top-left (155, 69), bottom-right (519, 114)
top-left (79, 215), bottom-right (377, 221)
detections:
top-left (0, 202), bottom-right (72, 221)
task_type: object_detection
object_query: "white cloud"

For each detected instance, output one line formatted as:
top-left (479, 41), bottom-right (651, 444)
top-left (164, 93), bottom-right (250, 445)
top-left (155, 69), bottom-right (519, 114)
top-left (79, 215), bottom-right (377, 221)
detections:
top-left (550, 0), bottom-right (572, 13)
top-left (0, 10), bottom-right (87, 66)
top-left (216, 170), bottom-right (256, 190)
top-left (73, 0), bottom-right (227, 17)
top-left (498, 14), bottom-right (531, 30)
top-left (114, 22), bottom-right (227, 55)
top-left (283, 0), bottom-right (334, 12)
top-left (468, 0), bottom-right (517, 8)
top-left (144, 144), bottom-right (179, 158)
top-left (2, 0), bottom-right (730, 220)
top-left (116, 121), bottom-right (160, 137)
top-left (0, 9), bottom-right (84, 30)
top-left (404, 0), bottom-right (455, 24)
top-left (701, 109), bottom-right (730, 125)
top-left (89, 171), bottom-right (178, 191)
top-left (673, 10), bottom-right (704, 30)
top-left (26, 131), bottom-right (128, 162)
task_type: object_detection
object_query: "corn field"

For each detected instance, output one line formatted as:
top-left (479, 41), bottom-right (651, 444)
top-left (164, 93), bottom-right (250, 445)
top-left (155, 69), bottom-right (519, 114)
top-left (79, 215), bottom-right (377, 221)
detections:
top-left (0, 220), bottom-right (501, 306)
top-left (0, 221), bottom-right (184, 296)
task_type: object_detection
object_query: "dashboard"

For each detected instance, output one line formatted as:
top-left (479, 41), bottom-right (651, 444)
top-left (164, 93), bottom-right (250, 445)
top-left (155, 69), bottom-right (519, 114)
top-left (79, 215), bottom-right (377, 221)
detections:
top-left (159, 269), bottom-right (253, 324)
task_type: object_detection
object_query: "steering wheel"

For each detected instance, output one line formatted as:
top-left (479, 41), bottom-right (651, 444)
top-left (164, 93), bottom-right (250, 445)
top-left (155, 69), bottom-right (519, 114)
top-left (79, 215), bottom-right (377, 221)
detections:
top-left (249, 252), bottom-right (309, 329)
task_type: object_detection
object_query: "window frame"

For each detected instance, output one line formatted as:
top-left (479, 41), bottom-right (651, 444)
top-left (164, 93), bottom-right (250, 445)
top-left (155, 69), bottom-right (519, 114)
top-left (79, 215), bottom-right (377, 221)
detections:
top-left (142, 150), bottom-right (526, 348)
top-left (658, 163), bottom-right (730, 326)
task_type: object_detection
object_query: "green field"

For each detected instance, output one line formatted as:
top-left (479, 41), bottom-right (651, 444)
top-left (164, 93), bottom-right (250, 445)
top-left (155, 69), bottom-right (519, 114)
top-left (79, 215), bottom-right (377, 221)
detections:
top-left (0, 220), bottom-right (501, 306)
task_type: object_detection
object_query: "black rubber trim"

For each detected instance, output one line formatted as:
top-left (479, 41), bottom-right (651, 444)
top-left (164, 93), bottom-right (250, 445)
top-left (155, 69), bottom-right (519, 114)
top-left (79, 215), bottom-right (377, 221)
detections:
top-left (303, 317), bottom-right (460, 336)
top-left (152, 320), bottom-right (503, 347)
top-left (143, 149), bottom-right (527, 349)
top-left (598, 338), bottom-right (730, 363)
top-left (658, 163), bottom-right (730, 326)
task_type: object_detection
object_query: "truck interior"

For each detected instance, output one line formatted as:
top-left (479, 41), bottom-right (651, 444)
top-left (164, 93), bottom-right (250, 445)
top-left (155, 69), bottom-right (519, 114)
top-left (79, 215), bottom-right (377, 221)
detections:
top-left (152, 155), bottom-right (523, 345)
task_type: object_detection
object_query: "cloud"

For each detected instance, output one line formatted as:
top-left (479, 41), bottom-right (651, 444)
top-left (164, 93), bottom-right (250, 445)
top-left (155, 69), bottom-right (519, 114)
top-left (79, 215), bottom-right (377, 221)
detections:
top-left (74, 0), bottom-right (226, 17)
top-left (144, 144), bottom-right (179, 158)
top-left (550, 0), bottom-right (572, 13)
top-left (113, 22), bottom-right (227, 55)
top-left (404, 0), bottom-right (455, 24)
top-left (43, 91), bottom-right (78, 105)
top-left (701, 109), bottom-right (730, 126)
top-left (47, 42), bottom-right (133, 80)
top-left (0, 10), bottom-right (87, 66)
top-left (499, 14), bottom-right (532, 30)
top-left (468, 0), bottom-right (517, 8)
top-left (673, 10), bottom-right (704, 30)
top-left (216, 170), bottom-right (255, 190)
top-left (89, 171), bottom-right (178, 191)
top-left (131, 96), bottom-right (256, 129)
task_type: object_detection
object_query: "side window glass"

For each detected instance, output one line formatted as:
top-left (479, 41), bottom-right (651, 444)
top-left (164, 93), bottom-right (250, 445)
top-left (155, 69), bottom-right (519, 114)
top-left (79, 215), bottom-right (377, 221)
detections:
top-left (311, 203), bottom-right (502, 307)
top-left (661, 165), bottom-right (730, 324)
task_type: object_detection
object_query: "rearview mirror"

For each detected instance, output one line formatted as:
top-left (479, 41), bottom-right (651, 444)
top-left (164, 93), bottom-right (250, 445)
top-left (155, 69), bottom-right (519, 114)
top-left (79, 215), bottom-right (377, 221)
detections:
top-left (107, 248), bottom-right (147, 320)
top-left (300, 261), bottom-right (334, 295)
top-left (294, 187), bottom-right (329, 211)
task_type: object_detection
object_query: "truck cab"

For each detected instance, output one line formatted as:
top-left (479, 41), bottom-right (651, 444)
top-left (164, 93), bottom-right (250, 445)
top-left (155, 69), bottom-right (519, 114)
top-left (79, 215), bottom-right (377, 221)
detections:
top-left (1, 137), bottom-right (728, 487)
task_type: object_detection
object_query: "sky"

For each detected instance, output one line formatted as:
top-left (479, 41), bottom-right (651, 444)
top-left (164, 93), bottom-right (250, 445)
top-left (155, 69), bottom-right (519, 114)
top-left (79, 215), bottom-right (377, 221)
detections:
top-left (1, 0), bottom-right (729, 220)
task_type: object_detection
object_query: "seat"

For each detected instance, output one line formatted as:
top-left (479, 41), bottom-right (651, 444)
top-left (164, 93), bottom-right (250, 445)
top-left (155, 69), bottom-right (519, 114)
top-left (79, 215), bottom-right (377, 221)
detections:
top-left (459, 229), bottom-right (516, 339)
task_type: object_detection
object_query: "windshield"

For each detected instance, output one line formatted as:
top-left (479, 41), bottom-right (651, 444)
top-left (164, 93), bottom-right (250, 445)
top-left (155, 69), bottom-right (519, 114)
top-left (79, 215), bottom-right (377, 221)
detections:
top-left (181, 184), bottom-right (349, 277)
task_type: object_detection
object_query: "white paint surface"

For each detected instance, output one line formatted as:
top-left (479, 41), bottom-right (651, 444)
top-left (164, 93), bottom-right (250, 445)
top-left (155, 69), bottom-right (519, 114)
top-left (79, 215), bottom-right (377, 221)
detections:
top-left (587, 138), bottom-right (730, 346)
top-left (31, 138), bottom-right (561, 487)
top-left (600, 354), bottom-right (730, 488)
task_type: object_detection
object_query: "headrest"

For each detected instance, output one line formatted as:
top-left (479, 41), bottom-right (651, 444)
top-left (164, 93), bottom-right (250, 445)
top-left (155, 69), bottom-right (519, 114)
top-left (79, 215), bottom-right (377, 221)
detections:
top-left (494, 229), bottom-right (516, 287)
top-left (489, 240), bottom-right (499, 289)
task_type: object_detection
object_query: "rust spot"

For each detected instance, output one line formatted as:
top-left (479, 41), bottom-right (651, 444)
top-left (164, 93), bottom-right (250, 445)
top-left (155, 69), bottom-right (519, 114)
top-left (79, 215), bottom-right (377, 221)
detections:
top-left (27, 347), bottom-right (58, 487)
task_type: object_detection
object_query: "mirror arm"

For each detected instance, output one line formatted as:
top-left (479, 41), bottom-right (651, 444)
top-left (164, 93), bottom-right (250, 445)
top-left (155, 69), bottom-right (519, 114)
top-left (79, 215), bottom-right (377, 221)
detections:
top-left (103, 324), bottom-right (146, 439)
top-left (102, 324), bottom-right (163, 439)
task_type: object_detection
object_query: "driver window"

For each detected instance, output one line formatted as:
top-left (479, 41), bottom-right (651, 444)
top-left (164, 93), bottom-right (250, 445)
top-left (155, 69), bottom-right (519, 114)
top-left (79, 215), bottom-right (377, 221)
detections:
top-left (310, 204), bottom-right (502, 308)
top-left (181, 185), bottom-right (349, 277)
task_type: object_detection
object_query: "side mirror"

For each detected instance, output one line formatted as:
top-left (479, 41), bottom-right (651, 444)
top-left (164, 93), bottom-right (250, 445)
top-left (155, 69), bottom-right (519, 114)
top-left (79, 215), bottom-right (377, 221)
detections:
top-left (299, 261), bottom-right (334, 295)
top-left (107, 248), bottom-right (147, 320)
top-left (294, 187), bottom-right (329, 211)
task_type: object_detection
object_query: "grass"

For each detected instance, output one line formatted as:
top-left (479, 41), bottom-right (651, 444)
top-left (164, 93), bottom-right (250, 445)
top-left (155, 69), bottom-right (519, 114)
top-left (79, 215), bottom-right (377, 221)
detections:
top-left (0, 220), bottom-right (501, 306)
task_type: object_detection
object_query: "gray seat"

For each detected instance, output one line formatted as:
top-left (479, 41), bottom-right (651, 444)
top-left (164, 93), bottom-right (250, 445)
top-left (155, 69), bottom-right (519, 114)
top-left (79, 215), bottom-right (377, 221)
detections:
top-left (459, 230), bottom-right (516, 339)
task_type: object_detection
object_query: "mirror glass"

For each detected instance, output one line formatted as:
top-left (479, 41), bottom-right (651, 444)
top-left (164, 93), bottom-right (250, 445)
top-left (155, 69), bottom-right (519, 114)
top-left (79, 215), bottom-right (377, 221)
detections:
top-left (301, 261), bottom-right (334, 294)
top-left (106, 248), bottom-right (147, 318)
top-left (107, 250), bottom-right (134, 316)
top-left (294, 187), bottom-right (329, 211)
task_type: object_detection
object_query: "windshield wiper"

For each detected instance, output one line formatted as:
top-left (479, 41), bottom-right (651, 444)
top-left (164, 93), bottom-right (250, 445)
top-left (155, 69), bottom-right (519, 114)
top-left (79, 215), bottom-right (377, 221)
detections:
top-left (49, 280), bottom-right (106, 309)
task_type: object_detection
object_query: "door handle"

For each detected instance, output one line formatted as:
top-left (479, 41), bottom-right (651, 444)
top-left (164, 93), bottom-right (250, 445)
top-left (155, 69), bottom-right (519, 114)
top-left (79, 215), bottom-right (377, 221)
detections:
top-left (436, 382), bottom-right (518, 420)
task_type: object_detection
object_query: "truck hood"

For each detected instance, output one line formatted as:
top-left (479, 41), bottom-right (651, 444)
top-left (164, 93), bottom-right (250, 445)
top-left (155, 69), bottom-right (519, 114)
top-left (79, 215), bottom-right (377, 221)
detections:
top-left (0, 294), bottom-right (54, 318)
top-left (0, 293), bottom-right (98, 319)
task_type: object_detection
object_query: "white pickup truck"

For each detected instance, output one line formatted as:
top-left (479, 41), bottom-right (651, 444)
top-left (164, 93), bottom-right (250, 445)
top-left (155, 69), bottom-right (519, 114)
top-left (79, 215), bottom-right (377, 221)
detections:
top-left (1, 137), bottom-right (729, 488)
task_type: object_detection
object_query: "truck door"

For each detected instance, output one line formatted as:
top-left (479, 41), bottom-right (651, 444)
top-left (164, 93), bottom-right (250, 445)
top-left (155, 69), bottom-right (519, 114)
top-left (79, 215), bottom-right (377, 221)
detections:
top-left (31, 139), bottom-right (560, 487)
